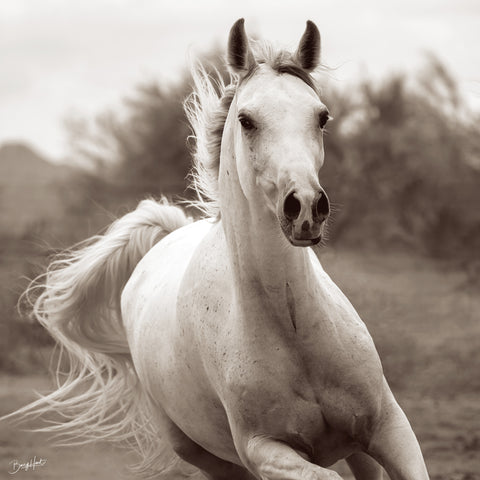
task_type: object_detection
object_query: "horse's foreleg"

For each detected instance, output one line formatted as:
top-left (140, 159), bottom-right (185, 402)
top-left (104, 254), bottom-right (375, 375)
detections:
top-left (367, 388), bottom-right (429, 480)
top-left (238, 435), bottom-right (342, 480)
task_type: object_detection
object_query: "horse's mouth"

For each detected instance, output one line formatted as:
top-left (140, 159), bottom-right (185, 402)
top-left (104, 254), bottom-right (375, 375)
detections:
top-left (288, 235), bottom-right (322, 247)
top-left (279, 215), bottom-right (325, 247)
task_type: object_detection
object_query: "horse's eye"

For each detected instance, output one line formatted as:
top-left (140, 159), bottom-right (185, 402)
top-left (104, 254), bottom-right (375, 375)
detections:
top-left (319, 110), bottom-right (330, 130)
top-left (239, 116), bottom-right (255, 131)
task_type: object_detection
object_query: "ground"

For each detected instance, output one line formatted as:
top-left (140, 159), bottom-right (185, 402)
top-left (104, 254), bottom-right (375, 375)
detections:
top-left (1, 249), bottom-right (479, 480)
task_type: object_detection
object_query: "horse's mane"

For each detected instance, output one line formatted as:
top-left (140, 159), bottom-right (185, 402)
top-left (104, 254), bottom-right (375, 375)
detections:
top-left (184, 41), bottom-right (322, 219)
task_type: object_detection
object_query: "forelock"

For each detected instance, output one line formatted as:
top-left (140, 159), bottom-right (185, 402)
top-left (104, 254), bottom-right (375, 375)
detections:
top-left (238, 42), bottom-right (320, 95)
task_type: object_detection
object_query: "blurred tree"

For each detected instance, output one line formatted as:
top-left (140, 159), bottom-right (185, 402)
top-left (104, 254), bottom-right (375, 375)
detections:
top-left (66, 79), bottom-right (191, 205)
top-left (321, 54), bottom-right (480, 259)
top-left (64, 48), bottom-right (229, 223)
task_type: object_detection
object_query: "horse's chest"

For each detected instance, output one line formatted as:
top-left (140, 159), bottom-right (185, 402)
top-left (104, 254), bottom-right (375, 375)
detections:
top-left (220, 317), bottom-right (383, 459)
top-left (221, 353), bottom-right (364, 466)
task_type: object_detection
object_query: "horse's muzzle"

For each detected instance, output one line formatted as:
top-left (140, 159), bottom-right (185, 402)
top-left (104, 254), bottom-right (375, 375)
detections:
top-left (280, 188), bottom-right (330, 246)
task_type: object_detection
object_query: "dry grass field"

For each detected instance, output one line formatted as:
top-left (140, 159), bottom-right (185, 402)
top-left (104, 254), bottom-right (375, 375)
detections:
top-left (1, 248), bottom-right (479, 480)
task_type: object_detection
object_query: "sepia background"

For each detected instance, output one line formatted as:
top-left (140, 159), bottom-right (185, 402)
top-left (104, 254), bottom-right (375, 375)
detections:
top-left (1, 1), bottom-right (479, 479)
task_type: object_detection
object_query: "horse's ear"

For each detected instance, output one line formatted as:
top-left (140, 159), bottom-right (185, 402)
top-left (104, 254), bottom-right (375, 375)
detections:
top-left (227, 18), bottom-right (256, 75)
top-left (295, 20), bottom-right (321, 72)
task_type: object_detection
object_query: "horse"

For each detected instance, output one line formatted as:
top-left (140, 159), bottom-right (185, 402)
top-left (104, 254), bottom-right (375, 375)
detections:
top-left (10, 19), bottom-right (429, 480)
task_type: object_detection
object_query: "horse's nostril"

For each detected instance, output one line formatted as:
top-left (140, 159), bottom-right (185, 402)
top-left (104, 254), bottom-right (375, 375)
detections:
top-left (315, 191), bottom-right (330, 220)
top-left (283, 192), bottom-right (301, 220)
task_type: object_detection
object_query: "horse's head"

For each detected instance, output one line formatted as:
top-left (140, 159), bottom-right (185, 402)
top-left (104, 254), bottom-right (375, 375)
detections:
top-left (225, 19), bottom-right (331, 247)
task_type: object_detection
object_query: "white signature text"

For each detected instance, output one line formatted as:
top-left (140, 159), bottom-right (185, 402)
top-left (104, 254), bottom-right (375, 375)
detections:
top-left (8, 456), bottom-right (47, 475)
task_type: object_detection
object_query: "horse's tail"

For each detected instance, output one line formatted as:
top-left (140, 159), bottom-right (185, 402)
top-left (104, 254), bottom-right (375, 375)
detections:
top-left (7, 198), bottom-right (195, 477)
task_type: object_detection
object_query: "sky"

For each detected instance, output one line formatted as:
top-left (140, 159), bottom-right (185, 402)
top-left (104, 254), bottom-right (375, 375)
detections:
top-left (1, 0), bottom-right (479, 161)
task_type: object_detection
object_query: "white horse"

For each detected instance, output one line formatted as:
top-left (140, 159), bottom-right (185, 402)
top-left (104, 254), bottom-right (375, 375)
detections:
top-left (12, 19), bottom-right (429, 480)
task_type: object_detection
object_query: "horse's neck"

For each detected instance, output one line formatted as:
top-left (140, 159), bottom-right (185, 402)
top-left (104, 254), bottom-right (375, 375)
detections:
top-left (218, 154), bottom-right (313, 319)
top-left (222, 209), bottom-right (309, 290)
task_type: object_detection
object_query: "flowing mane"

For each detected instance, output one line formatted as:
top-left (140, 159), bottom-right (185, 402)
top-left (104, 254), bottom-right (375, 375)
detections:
top-left (184, 41), bottom-right (322, 219)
